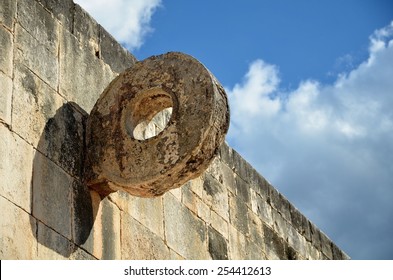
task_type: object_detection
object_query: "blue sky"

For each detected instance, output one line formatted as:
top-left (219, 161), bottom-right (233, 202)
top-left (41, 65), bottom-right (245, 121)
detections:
top-left (75, 0), bottom-right (393, 260)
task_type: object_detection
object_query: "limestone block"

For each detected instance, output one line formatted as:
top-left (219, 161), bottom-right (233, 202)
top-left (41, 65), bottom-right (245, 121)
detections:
top-left (99, 25), bottom-right (137, 73)
top-left (36, 221), bottom-right (71, 259)
top-left (0, 0), bottom-right (16, 30)
top-left (40, 102), bottom-right (87, 178)
top-left (32, 152), bottom-right (73, 240)
top-left (271, 209), bottom-right (288, 240)
top-left (0, 125), bottom-right (34, 212)
top-left (0, 72), bottom-right (12, 125)
top-left (202, 174), bottom-right (229, 221)
top-left (250, 188), bottom-right (273, 227)
top-left (78, 193), bottom-right (121, 259)
top-left (219, 143), bottom-right (234, 171)
top-left (12, 64), bottom-right (64, 148)
top-left (306, 242), bottom-right (321, 260)
top-left (0, 26), bottom-right (12, 77)
top-left (37, 0), bottom-right (75, 31)
top-left (309, 221), bottom-right (322, 251)
top-left (220, 161), bottom-right (236, 195)
top-left (182, 182), bottom-right (212, 224)
top-left (286, 224), bottom-right (307, 258)
top-left (73, 4), bottom-right (99, 47)
top-left (319, 232), bottom-right (333, 259)
top-left (110, 190), bottom-right (164, 238)
top-left (234, 175), bottom-right (250, 204)
top-left (269, 187), bottom-right (291, 222)
top-left (248, 167), bottom-right (270, 200)
top-left (208, 226), bottom-right (228, 260)
top-left (0, 196), bottom-right (37, 259)
top-left (228, 224), bottom-right (263, 259)
top-left (15, 24), bottom-right (58, 90)
top-left (59, 27), bottom-right (116, 112)
top-left (263, 224), bottom-right (287, 260)
top-left (289, 204), bottom-right (311, 241)
top-left (210, 210), bottom-right (228, 240)
top-left (164, 194), bottom-right (209, 259)
top-left (228, 224), bottom-right (247, 260)
top-left (229, 194), bottom-right (249, 236)
top-left (121, 215), bottom-right (170, 260)
top-left (247, 209), bottom-right (264, 251)
top-left (17, 0), bottom-right (59, 52)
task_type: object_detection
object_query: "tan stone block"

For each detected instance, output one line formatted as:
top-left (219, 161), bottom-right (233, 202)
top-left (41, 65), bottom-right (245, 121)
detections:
top-left (169, 249), bottom-right (185, 260)
top-left (0, 125), bottom-right (34, 212)
top-left (164, 193), bottom-right (209, 259)
top-left (210, 210), bottom-right (228, 240)
top-left (0, 72), bottom-right (12, 124)
top-left (228, 224), bottom-right (247, 260)
top-left (15, 24), bottom-right (58, 90)
top-left (17, 0), bottom-right (59, 52)
top-left (0, 26), bottom-right (12, 77)
top-left (202, 174), bottom-right (229, 221)
top-left (121, 215), bottom-right (170, 260)
top-left (0, 0), bottom-right (16, 30)
top-left (12, 64), bottom-right (64, 148)
top-left (79, 194), bottom-right (121, 259)
top-left (0, 196), bottom-right (37, 259)
top-left (110, 190), bottom-right (164, 238)
top-left (59, 27), bottom-right (116, 112)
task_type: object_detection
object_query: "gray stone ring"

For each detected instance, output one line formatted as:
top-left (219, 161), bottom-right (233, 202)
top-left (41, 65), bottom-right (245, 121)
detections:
top-left (85, 52), bottom-right (230, 197)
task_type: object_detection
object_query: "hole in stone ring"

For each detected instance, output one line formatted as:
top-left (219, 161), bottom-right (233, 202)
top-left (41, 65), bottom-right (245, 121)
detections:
top-left (124, 87), bottom-right (174, 141)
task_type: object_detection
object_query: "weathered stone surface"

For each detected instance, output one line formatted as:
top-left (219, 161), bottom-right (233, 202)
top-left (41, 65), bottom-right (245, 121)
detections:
top-left (247, 209), bottom-right (265, 252)
top-left (111, 191), bottom-right (164, 238)
top-left (229, 194), bottom-right (249, 236)
top-left (268, 187), bottom-right (291, 222)
top-left (0, 196), bottom-right (37, 259)
top-left (0, 125), bottom-right (34, 212)
top-left (85, 52), bottom-right (230, 197)
top-left (182, 183), bottom-right (210, 223)
top-left (164, 194), bottom-right (209, 259)
top-left (59, 27), bottom-right (116, 112)
top-left (32, 152), bottom-right (73, 240)
top-left (0, 72), bottom-right (12, 125)
top-left (234, 175), bottom-right (250, 204)
top-left (208, 226), bottom-right (228, 260)
top-left (39, 103), bottom-right (87, 178)
top-left (15, 23), bottom-right (58, 90)
top-left (263, 224), bottom-right (288, 260)
top-left (12, 64), bottom-right (64, 148)
top-left (99, 25), bottom-right (137, 73)
top-left (250, 189), bottom-right (274, 227)
top-left (210, 209), bottom-right (228, 239)
top-left (121, 215), bottom-right (170, 259)
top-left (0, 26), bottom-right (12, 77)
top-left (73, 4), bottom-right (99, 47)
top-left (37, 0), bottom-right (74, 31)
top-left (79, 193), bottom-right (121, 259)
top-left (319, 232), bottom-right (333, 260)
top-left (228, 224), bottom-right (264, 259)
top-left (36, 221), bottom-right (71, 260)
top-left (289, 204), bottom-right (311, 242)
top-left (0, 0), bottom-right (16, 30)
top-left (17, 0), bottom-right (59, 52)
top-left (202, 174), bottom-right (229, 220)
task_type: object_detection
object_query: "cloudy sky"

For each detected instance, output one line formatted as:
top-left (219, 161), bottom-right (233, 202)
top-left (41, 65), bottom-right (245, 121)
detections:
top-left (74, 0), bottom-right (393, 260)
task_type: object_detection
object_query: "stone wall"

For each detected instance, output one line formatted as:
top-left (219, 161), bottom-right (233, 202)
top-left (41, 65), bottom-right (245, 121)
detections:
top-left (0, 0), bottom-right (349, 260)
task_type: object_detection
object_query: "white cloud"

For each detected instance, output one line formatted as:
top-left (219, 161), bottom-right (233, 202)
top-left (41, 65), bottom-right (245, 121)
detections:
top-left (74, 0), bottom-right (161, 50)
top-left (227, 22), bottom-right (393, 259)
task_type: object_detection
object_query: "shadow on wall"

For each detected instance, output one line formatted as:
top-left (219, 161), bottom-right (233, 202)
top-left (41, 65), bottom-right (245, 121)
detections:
top-left (29, 102), bottom-right (97, 257)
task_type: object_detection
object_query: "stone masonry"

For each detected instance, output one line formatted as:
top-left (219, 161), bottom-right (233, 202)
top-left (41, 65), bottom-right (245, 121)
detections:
top-left (0, 0), bottom-right (349, 259)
